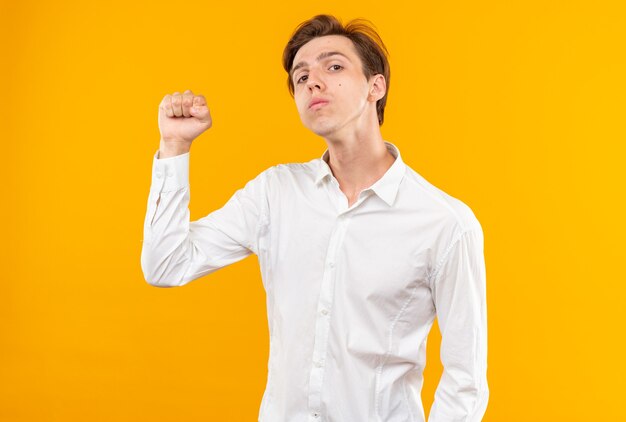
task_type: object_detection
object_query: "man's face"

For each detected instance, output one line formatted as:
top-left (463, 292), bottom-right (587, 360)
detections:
top-left (291, 35), bottom-right (381, 138)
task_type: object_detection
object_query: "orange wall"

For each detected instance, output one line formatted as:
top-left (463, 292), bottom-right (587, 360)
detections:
top-left (2, 0), bottom-right (625, 420)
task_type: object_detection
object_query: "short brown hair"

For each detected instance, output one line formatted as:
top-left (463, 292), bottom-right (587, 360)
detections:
top-left (282, 14), bottom-right (391, 125)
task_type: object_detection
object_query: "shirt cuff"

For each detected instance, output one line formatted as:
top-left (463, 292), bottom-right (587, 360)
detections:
top-left (150, 149), bottom-right (189, 192)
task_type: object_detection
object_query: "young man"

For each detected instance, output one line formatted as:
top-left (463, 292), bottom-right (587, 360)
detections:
top-left (141, 14), bottom-right (489, 422)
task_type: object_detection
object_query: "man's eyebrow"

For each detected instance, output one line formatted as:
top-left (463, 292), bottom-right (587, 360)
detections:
top-left (291, 51), bottom-right (351, 76)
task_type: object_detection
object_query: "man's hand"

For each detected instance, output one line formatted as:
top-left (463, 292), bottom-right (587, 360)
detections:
top-left (158, 89), bottom-right (212, 157)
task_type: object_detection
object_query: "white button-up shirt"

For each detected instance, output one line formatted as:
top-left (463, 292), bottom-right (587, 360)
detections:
top-left (141, 141), bottom-right (489, 421)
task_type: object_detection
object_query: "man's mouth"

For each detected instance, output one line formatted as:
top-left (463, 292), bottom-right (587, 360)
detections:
top-left (309, 98), bottom-right (329, 109)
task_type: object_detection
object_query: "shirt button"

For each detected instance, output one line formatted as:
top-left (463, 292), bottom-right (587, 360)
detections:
top-left (329, 262), bottom-right (335, 268)
top-left (156, 172), bottom-right (163, 178)
top-left (321, 309), bottom-right (329, 316)
top-left (314, 360), bottom-right (323, 368)
top-left (312, 412), bottom-right (320, 418)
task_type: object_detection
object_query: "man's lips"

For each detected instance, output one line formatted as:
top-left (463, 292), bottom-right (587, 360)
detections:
top-left (309, 98), bottom-right (329, 109)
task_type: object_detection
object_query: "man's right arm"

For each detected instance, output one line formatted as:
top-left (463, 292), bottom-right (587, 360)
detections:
top-left (140, 89), bottom-right (269, 287)
top-left (140, 149), bottom-right (269, 287)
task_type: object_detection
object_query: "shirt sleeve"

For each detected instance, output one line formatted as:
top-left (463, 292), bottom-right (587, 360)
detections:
top-left (140, 149), bottom-right (270, 287)
top-left (428, 225), bottom-right (489, 422)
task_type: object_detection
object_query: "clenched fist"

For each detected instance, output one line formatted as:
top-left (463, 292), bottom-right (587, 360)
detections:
top-left (158, 89), bottom-right (212, 157)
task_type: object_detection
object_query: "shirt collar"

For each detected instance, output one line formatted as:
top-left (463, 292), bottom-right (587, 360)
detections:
top-left (314, 141), bottom-right (406, 207)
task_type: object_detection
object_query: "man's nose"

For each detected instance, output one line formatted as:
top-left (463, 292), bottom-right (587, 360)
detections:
top-left (306, 70), bottom-right (324, 91)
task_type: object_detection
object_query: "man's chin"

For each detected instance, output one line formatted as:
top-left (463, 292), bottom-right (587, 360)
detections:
top-left (305, 120), bottom-right (337, 137)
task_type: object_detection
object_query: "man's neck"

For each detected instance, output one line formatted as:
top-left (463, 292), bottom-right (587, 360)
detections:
top-left (323, 129), bottom-right (396, 201)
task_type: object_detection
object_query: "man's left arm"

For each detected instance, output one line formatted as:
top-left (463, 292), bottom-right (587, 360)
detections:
top-left (428, 224), bottom-right (489, 422)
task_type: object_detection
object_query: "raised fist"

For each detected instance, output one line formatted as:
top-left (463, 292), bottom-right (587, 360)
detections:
top-left (158, 89), bottom-right (212, 146)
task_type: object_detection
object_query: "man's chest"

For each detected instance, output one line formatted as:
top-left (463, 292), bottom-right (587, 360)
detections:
top-left (263, 194), bottom-right (440, 321)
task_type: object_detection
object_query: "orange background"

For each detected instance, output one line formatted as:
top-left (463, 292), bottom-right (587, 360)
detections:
top-left (2, 0), bottom-right (625, 420)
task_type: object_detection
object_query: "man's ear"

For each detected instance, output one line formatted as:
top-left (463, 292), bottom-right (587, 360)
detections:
top-left (368, 74), bottom-right (387, 102)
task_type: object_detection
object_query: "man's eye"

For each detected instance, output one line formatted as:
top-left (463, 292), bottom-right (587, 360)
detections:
top-left (329, 64), bottom-right (342, 71)
top-left (296, 74), bottom-right (308, 84)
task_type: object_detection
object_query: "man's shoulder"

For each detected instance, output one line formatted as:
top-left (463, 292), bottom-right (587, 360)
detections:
top-left (274, 158), bottom-right (319, 173)
top-left (402, 164), bottom-right (481, 232)
top-left (259, 158), bottom-right (320, 182)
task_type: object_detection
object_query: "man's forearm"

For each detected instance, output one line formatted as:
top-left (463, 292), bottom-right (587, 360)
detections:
top-left (158, 138), bottom-right (191, 158)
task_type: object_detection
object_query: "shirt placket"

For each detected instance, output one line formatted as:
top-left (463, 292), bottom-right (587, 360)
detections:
top-left (307, 182), bottom-right (371, 421)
